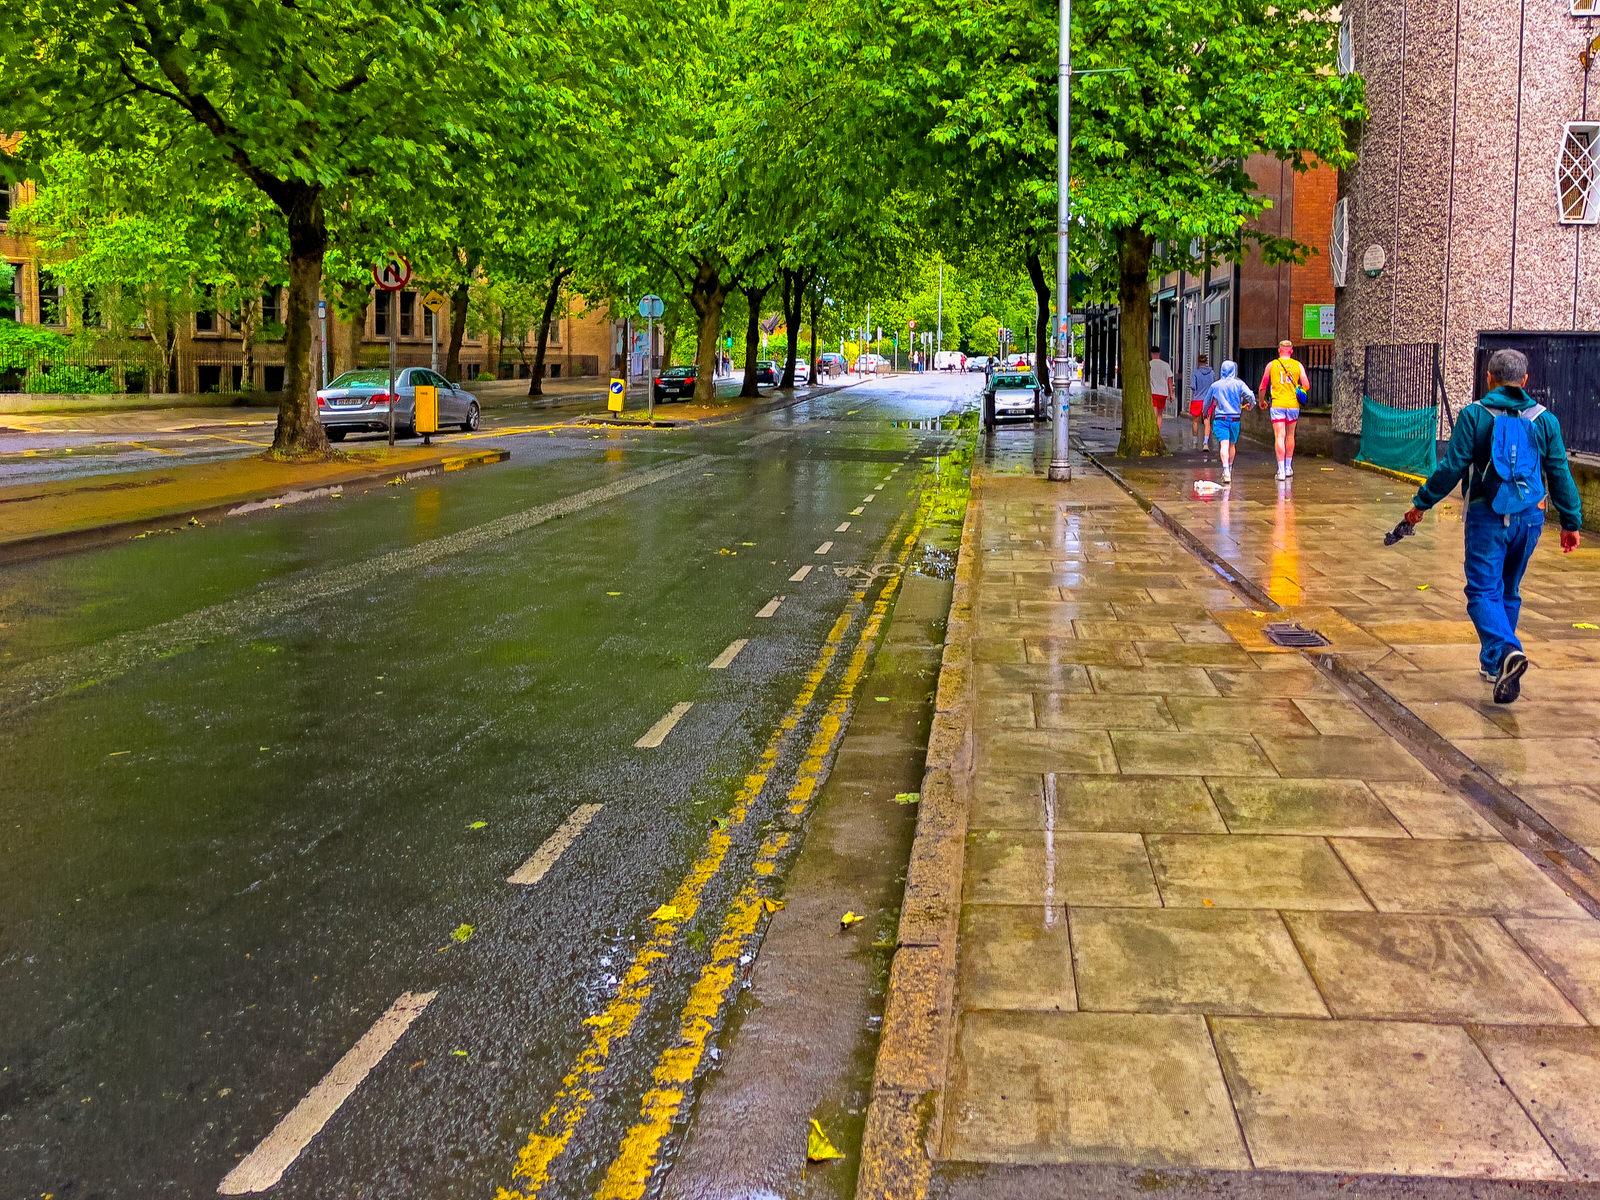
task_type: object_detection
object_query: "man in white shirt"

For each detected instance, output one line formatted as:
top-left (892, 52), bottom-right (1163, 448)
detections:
top-left (1149, 349), bottom-right (1174, 420)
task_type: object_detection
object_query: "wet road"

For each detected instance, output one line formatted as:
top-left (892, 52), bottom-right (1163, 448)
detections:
top-left (0, 371), bottom-right (974, 1198)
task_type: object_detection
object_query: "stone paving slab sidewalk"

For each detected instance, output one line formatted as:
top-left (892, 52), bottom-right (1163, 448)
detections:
top-left (0, 443), bottom-right (507, 559)
top-left (859, 417), bottom-right (1600, 1199)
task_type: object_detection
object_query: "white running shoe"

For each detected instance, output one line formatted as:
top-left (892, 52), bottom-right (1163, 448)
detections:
top-left (1275, 466), bottom-right (1286, 480)
top-left (1222, 469), bottom-right (1231, 484)
top-left (1285, 461), bottom-right (1294, 476)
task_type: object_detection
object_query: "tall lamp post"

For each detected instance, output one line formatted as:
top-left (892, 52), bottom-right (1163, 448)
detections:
top-left (1047, 0), bottom-right (1073, 482)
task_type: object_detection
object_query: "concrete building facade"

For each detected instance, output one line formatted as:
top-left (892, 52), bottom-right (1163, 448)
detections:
top-left (1333, 0), bottom-right (1600, 433)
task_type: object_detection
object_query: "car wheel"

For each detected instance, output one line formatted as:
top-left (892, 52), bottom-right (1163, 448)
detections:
top-left (461, 401), bottom-right (480, 432)
top-left (403, 422), bottom-right (418, 439)
top-left (327, 428), bottom-right (347, 442)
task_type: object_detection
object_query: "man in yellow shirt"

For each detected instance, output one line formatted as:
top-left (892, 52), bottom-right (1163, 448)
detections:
top-left (1258, 340), bottom-right (1311, 479)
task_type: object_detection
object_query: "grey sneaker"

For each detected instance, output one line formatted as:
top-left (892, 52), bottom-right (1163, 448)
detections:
top-left (1493, 650), bottom-right (1529, 704)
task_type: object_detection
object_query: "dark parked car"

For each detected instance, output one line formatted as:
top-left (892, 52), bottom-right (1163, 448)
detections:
top-left (818, 352), bottom-right (847, 378)
top-left (654, 365), bottom-right (697, 401)
top-left (316, 367), bottom-right (479, 441)
top-left (754, 360), bottom-right (779, 386)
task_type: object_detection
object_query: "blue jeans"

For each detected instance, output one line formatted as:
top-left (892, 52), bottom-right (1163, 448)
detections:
top-left (1463, 506), bottom-right (1543, 673)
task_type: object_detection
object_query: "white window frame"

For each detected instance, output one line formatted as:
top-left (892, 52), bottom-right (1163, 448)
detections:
top-left (1330, 197), bottom-right (1350, 287)
top-left (1557, 122), bottom-right (1600, 225)
top-left (1337, 13), bottom-right (1355, 75)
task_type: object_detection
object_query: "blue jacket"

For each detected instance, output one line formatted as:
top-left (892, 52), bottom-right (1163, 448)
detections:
top-left (1413, 386), bottom-right (1583, 532)
top-left (1191, 364), bottom-right (1217, 401)
top-left (1203, 361), bottom-right (1255, 418)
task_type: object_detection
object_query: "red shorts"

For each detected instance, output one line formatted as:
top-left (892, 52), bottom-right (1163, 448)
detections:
top-left (1152, 395), bottom-right (1168, 414)
top-left (1189, 400), bottom-right (1205, 418)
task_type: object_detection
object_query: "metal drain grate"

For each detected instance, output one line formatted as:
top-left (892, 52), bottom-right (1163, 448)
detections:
top-left (1263, 621), bottom-right (1332, 648)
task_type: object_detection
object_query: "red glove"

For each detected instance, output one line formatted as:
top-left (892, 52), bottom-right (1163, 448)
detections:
top-left (1403, 507), bottom-right (1425, 525)
top-left (1562, 530), bottom-right (1581, 553)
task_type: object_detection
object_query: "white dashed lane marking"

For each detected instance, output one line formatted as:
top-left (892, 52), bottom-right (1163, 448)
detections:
top-left (835, 522), bottom-right (851, 532)
top-left (755, 597), bottom-right (784, 619)
top-left (789, 565), bottom-right (813, 583)
top-left (635, 702), bottom-right (694, 749)
top-left (217, 992), bottom-right (437, 1194)
top-left (708, 639), bottom-right (749, 669)
top-left (862, 494), bottom-right (875, 503)
top-left (850, 507), bottom-right (863, 515)
top-left (508, 804), bottom-right (604, 885)
top-left (814, 541), bottom-right (833, 555)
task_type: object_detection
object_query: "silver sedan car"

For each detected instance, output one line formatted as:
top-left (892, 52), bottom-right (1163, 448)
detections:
top-left (316, 367), bottom-right (481, 441)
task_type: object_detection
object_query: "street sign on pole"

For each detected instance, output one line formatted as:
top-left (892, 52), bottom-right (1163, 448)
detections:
top-left (372, 259), bottom-right (410, 444)
top-left (638, 294), bottom-right (664, 320)
top-left (639, 295), bottom-right (662, 418)
top-left (421, 291), bottom-right (446, 373)
top-left (317, 299), bottom-right (328, 390)
top-left (608, 377), bottom-right (625, 413)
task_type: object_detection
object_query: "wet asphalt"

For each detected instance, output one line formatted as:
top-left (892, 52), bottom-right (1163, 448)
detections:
top-left (0, 372), bottom-right (974, 1198)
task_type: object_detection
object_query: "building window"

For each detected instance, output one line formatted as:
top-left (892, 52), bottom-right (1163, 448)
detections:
top-left (1558, 123), bottom-right (1600, 224)
top-left (0, 185), bottom-right (13, 227)
top-left (261, 286), bottom-right (281, 326)
top-left (196, 364), bottom-right (223, 393)
top-left (374, 290), bottom-right (391, 336)
top-left (1, 262), bottom-right (20, 321)
top-left (373, 290), bottom-right (416, 337)
top-left (38, 269), bottom-right (65, 326)
top-left (194, 284), bottom-right (217, 333)
top-left (263, 365), bottom-right (285, 392)
top-left (1337, 13), bottom-right (1355, 75)
top-left (399, 290), bottom-right (415, 338)
top-left (1330, 197), bottom-right (1350, 287)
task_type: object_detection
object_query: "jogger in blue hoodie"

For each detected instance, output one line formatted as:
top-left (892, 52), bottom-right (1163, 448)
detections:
top-left (1202, 361), bottom-right (1255, 484)
top-left (1400, 348), bottom-right (1583, 703)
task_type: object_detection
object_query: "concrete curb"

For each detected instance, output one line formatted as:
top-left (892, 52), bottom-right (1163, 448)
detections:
top-left (1352, 458), bottom-right (1427, 486)
top-left (856, 462), bottom-right (982, 1200)
top-left (0, 447), bottom-right (509, 565)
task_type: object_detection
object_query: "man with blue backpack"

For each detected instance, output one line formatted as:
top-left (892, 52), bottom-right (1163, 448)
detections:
top-left (1400, 348), bottom-right (1582, 703)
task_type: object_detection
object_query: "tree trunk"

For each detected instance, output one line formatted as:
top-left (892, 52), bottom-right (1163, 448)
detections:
top-left (779, 267), bottom-right (806, 387)
top-left (444, 249), bottom-right (480, 382)
top-left (529, 267), bottom-right (569, 396)
top-left (807, 283), bottom-right (822, 384)
top-left (240, 290), bottom-right (258, 395)
top-left (739, 282), bottom-right (769, 399)
top-left (1025, 250), bottom-right (1053, 395)
top-left (492, 308), bottom-right (507, 379)
top-left (1115, 229), bottom-right (1165, 458)
top-left (689, 261), bottom-right (726, 403)
top-left (273, 187), bottom-right (332, 456)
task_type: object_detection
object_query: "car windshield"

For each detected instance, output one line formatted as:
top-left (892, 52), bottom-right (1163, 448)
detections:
top-left (662, 366), bottom-right (695, 378)
top-left (327, 369), bottom-right (391, 388)
top-left (993, 374), bottom-right (1034, 387)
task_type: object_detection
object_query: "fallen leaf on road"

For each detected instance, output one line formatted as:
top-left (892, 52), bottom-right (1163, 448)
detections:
top-left (1417, 584), bottom-right (1429, 590)
top-left (467, 821), bottom-right (488, 829)
top-left (651, 904), bottom-right (682, 921)
top-left (808, 1119), bottom-right (845, 1162)
top-left (1576, 623), bottom-right (1599, 630)
top-left (762, 898), bottom-right (785, 913)
top-left (892, 792), bottom-right (920, 804)
top-left (606, 591), bottom-right (622, 596)
top-left (451, 924), bottom-right (474, 943)
top-left (840, 911), bottom-right (864, 927)
top-left (1201, 899), bottom-right (1214, 907)
top-left (875, 696), bottom-right (890, 702)
top-left (452, 1049), bottom-right (469, 1058)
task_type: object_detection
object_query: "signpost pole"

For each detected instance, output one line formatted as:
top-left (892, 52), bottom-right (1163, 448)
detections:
top-left (317, 298), bottom-right (328, 390)
top-left (1047, 0), bottom-right (1074, 482)
top-left (647, 312), bottom-right (655, 420)
top-left (387, 292), bottom-right (397, 446)
top-left (430, 305), bottom-right (438, 373)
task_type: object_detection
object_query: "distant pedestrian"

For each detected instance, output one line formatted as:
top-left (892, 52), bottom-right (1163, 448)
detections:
top-left (1189, 353), bottom-right (1217, 450)
top-left (1398, 348), bottom-right (1582, 703)
top-left (1149, 349), bottom-right (1174, 421)
top-left (1202, 360), bottom-right (1255, 485)
top-left (1259, 340), bottom-right (1310, 479)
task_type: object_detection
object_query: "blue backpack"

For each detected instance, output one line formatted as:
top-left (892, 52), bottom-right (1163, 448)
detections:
top-left (1482, 401), bottom-right (1547, 517)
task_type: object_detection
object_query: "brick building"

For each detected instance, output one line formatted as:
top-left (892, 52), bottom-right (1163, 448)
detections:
top-left (1332, 0), bottom-right (1600, 439)
top-left (0, 185), bottom-right (607, 395)
top-left (1082, 154), bottom-right (1341, 408)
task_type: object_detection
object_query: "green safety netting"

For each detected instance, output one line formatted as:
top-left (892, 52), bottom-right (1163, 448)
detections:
top-left (1357, 397), bottom-right (1438, 478)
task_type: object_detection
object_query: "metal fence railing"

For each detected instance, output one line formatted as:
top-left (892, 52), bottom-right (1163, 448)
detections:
top-left (1237, 342), bottom-right (1334, 410)
top-left (1358, 342), bottom-right (1447, 477)
top-left (1475, 332), bottom-right (1600, 457)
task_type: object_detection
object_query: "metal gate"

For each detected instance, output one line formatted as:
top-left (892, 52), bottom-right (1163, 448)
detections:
top-left (1475, 332), bottom-right (1600, 456)
top-left (1358, 343), bottom-right (1447, 477)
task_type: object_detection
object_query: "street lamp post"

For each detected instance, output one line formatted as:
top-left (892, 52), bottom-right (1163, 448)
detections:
top-left (1047, 0), bottom-right (1073, 482)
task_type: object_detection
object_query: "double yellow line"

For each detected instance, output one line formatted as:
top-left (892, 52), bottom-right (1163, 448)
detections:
top-left (496, 480), bottom-right (930, 1200)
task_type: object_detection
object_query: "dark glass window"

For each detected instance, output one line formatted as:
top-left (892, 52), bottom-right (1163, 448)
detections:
top-left (400, 291), bottom-right (415, 338)
top-left (196, 364), bottom-right (223, 392)
top-left (194, 285), bottom-right (217, 333)
top-left (38, 268), bottom-right (64, 326)
top-left (374, 290), bottom-right (391, 336)
top-left (261, 287), bottom-right (281, 326)
top-left (0, 262), bottom-right (20, 321)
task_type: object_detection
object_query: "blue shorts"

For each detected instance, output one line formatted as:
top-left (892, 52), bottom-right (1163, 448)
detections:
top-left (1212, 417), bottom-right (1240, 443)
top-left (1270, 406), bottom-right (1300, 423)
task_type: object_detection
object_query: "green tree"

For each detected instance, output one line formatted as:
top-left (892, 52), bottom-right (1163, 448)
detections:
top-left (3, 0), bottom-right (584, 453)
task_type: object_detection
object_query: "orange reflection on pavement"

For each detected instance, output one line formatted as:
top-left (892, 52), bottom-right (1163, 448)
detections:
top-left (1266, 483), bottom-right (1305, 606)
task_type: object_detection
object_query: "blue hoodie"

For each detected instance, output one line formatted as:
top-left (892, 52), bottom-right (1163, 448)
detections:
top-left (1203, 361), bottom-right (1255, 418)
